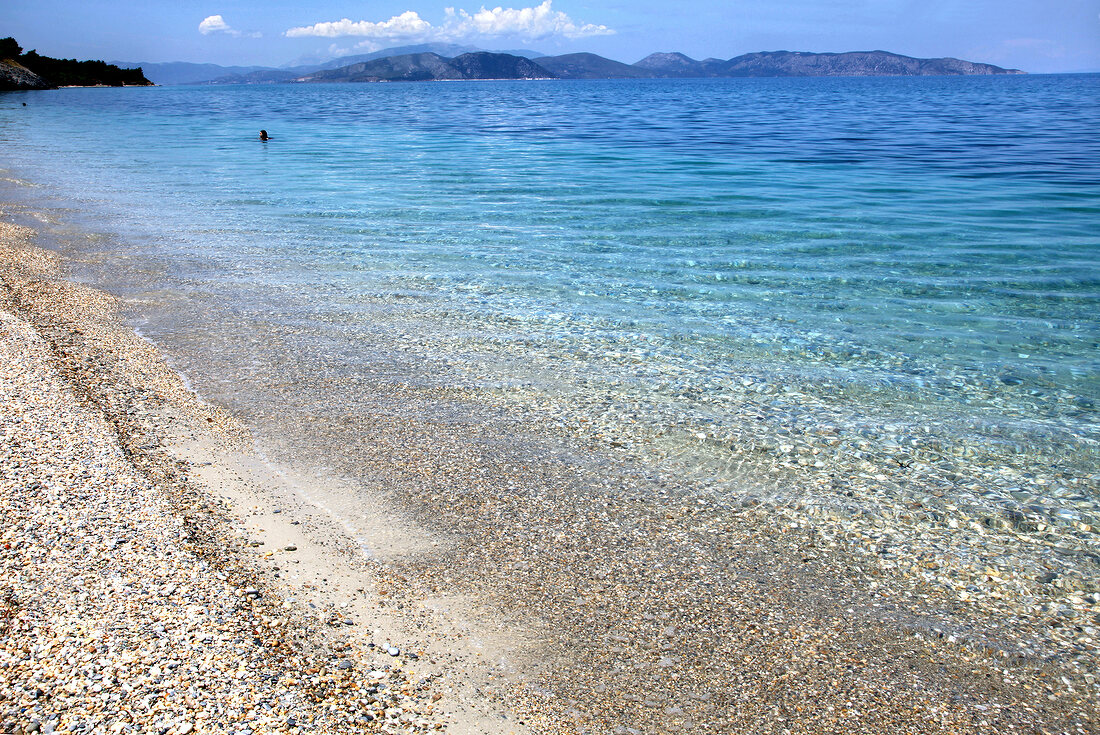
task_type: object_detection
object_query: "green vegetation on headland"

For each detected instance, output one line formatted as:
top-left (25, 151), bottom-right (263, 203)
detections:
top-left (0, 37), bottom-right (152, 91)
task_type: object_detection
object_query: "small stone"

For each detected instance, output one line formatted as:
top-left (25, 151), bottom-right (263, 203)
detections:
top-left (386, 646), bottom-right (400, 656)
top-left (283, 545), bottom-right (297, 552)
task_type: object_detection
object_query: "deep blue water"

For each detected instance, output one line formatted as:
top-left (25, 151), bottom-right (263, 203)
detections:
top-left (1, 76), bottom-right (1098, 547)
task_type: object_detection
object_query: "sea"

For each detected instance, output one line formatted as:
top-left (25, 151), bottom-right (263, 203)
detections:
top-left (1, 75), bottom-right (1099, 718)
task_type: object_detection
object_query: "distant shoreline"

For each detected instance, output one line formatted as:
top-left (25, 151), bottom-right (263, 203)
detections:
top-left (127, 48), bottom-right (1025, 86)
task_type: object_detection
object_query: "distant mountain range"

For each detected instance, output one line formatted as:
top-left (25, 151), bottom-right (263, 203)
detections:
top-left (639, 50), bottom-right (1023, 77)
top-left (299, 52), bottom-right (551, 83)
top-left (114, 43), bottom-right (546, 85)
top-left (107, 61), bottom-right (274, 86)
top-left (536, 53), bottom-right (652, 79)
top-left (115, 46), bottom-right (1023, 86)
top-left (307, 43), bottom-right (545, 70)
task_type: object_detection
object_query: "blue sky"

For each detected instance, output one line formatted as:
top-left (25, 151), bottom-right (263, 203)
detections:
top-left (3, 1), bottom-right (1098, 72)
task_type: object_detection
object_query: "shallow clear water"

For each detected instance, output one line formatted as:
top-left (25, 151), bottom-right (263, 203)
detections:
top-left (1, 76), bottom-right (1098, 553)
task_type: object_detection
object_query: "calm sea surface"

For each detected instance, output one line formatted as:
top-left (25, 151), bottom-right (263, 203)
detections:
top-left (1, 76), bottom-right (1098, 589)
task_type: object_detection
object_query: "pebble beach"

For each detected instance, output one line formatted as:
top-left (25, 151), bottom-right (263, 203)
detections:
top-left (0, 217), bottom-right (542, 735)
top-left (1, 199), bottom-right (1098, 735)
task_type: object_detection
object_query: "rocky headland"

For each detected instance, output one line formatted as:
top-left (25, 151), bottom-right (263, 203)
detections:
top-left (0, 37), bottom-right (151, 91)
top-left (0, 60), bottom-right (50, 92)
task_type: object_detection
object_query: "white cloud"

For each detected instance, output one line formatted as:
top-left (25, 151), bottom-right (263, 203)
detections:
top-left (285, 1), bottom-right (613, 42)
top-left (448, 1), bottom-right (612, 40)
top-left (199, 15), bottom-right (233, 34)
top-left (199, 14), bottom-right (261, 38)
top-left (325, 41), bottom-right (387, 57)
top-left (286, 11), bottom-right (433, 39)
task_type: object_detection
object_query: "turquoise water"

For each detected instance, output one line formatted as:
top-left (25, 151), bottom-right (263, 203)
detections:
top-left (1, 76), bottom-right (1098, 565)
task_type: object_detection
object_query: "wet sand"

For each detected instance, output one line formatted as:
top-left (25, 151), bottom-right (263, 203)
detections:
top-left (1, 207), bottom-right (1097, 734)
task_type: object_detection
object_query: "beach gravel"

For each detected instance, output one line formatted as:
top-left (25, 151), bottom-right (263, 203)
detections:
top-left (1, 211), bottom-right (1097, 735)
top-left (0, 221), bottom-right (444, 734)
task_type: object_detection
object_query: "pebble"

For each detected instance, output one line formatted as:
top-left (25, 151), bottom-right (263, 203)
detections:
top-left (0, 222), bottom-right (445, 735)
top-left (5, 210), bottom-right (1097, 735)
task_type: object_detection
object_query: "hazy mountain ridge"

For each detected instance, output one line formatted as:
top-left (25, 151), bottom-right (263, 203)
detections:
top-left (535, 52), bottom-right (651, 79)
top-left (635, 50), bottom-right (1023, 77)
top-left (120, 44), bottom-right (548, 85)
top-left (448, 52), bottom-right (552, 80)
top-left (312, 43), bottom-right (545, 70)
top-left (717, 50), bottom-right (1023, 76)
top-left (295, 48), bottom-right (1023, 84)
top-left (110, 61), bottom-right (276, 86)
top-left (298, 52), bottom-right (553, 83)
top-left (633, 52), bottom-right (726, 77)
top-left (117, 45), bottom-right (1024, 87)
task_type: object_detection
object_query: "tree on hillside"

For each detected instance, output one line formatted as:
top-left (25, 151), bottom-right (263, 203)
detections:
top-left (0, 37), bottom-right (151, 87)
top-left (0, 37), bottom-right (23, 59)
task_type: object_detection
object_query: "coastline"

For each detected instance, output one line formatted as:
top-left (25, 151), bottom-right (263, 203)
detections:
top-left (0, 214), bottom-right (539, 734)
top-left (1, 202), bottom-right (1097, 735)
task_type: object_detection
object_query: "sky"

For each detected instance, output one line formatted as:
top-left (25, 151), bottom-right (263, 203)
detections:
top-left (3, 0), bottom-right (1099, 73)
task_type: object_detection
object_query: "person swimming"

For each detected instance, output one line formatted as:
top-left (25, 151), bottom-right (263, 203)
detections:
top-left (259, 129), bottom-right (270, 141)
